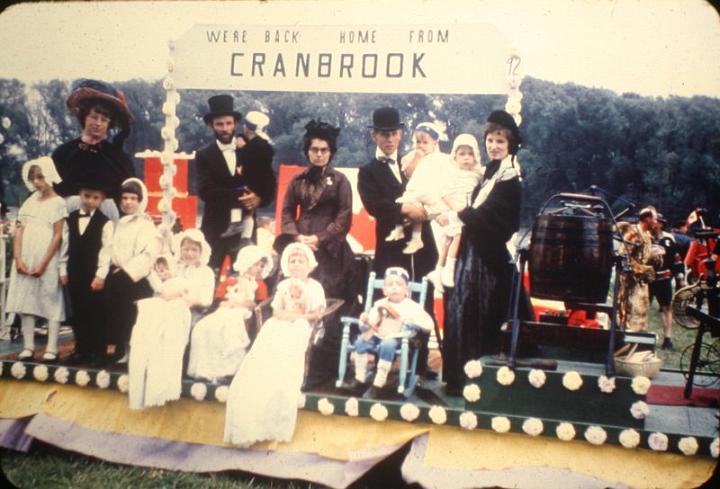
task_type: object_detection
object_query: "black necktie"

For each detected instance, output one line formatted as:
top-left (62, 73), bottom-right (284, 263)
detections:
top-left (78, 212), bottom-right (90, 218)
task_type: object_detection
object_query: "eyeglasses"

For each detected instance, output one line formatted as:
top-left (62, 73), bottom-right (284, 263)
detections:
top-left (308, 147), bottom-right (330, 154)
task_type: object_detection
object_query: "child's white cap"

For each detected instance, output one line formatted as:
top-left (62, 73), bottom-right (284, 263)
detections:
top-left (384, 266), bottom-right (410, 284)
top-left (234, 244), bottom-right (274, 278)
top-left (280, 242), bottom-right (318, 277)
top-left (243, 111), bottom-right (272, 142)
top-left (451, 133), bottom-right (481, 165)
top-left (21, 156), bottom-right (62, 192)
top-left (173, 228), bottom-right (212, 266)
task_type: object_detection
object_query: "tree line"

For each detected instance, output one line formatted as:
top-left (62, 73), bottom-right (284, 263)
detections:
top-left (1, 76), bottom-right (718, 227)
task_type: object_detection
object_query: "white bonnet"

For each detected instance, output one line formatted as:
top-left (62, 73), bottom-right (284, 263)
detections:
top-left (280, 242), bottom-right (318, 277)
top-left (451, 133), bottom-right (481, 165)
top-left (21, 156), bottom-right (62, 192)
top-left (233, 244), bottom-right (274, 279)
top-left (172, 228), bottom-right (212, 266)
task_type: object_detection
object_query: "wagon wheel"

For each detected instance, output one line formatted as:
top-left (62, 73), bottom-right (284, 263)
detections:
top-left (672, 283), bottom-right (703, 329)
top-left (679, 341), bottom-right (720, 387)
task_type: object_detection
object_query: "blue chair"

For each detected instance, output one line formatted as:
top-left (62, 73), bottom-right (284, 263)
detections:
top-left (336, 271), bottom-right (429, 397)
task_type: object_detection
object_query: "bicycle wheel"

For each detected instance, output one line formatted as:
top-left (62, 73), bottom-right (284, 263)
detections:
top-left (672, 283), bottom-right (702, 329)
top-left (679, 341), bottom-right (720, 387)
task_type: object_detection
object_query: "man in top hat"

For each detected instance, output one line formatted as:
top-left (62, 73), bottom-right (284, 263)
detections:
top-left (196, 95), bottom-right (276, 271)
top-left (52, 78), bottom-right (136, 221)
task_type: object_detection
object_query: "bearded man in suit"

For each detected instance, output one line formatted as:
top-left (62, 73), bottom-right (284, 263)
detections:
top-left (196, 95), bottom-right (276, 271)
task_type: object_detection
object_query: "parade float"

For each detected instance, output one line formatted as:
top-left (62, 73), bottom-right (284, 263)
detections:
top-left (1, 19), bottom-right (717, 489)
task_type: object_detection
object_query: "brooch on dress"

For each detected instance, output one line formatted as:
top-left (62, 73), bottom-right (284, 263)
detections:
top-left (326, 176), bottom-right (333, 186)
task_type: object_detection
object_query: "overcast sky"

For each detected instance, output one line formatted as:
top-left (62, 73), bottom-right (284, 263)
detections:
top-left (0, 0), bottom-right (718, 97)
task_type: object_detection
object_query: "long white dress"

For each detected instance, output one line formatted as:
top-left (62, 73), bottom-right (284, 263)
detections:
top-left (128, 262), bottom-right (215, 410)
top-left (5, 193), bottom-right (67, 322)
top-left (187, 276), bottom-right (257, 381)
top-left (224, 278), bottom-right (326, 447)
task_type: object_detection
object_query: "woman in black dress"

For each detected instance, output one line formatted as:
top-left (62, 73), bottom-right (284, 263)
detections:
top-left (443, 110), bottom-right (525, 394)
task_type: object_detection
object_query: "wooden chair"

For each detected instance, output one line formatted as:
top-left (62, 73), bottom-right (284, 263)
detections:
top-left (335, 272), bottom-right (429, 397)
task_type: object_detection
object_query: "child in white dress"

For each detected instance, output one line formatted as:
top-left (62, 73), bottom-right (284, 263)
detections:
top-left (386, 121), bottom-right (450, 254)
top-left (128, 228), bottom-right (215, 409)
top-left (188, 245), bottom-right (273, 382)
top-left (6, 157), bottom-right (67, 361)
top-left (224, 242), bottom-right (326, 447)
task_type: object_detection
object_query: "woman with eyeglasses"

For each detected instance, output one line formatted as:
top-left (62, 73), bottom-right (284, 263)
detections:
top-left (275, 120), bottom-right (360, 389)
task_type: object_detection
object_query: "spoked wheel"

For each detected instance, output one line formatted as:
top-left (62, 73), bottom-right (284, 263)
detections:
top-left (679, 341), bottom-right (720, 387)
top-left (672, 283), bottom-right (703, 329)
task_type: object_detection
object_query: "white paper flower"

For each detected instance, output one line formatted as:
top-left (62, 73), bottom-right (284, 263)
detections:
top-left (562, 371), bottom-right (583, 391)
top-left (631, 376), bottom-right (651, 395)
top-left (678, 437), bottom-right (699, 456)
top-left (318, 398), bottom-right (335, 416)
top-left (459, 412), bottom-right (478, 430)
top-left (630, 401), bottom-right (650, 419)
top-left (54, 367), bottom-right (69, 384)
top-left (496, 366), bottom-right (515, 386)
top-left (370, 403), bottom-right (388, 422)
top-left (32, 365), bottom-right (49, 382)
top-left (522, 417), bottom-right (544, 437)
top-left (75, 370), bottom-right (90, 387)
top-left (428, 406), bottom-right (447, 425)
top-left (344, 397), bottom-right (359, 417)
top-left (297, 393), bottom-right (306, 409)
top-left (463, 384), bottom-right (481, 402)
top-left (95, 370), bottom-right (111, 389)
top-left (597, 375), bottom-right (616, 394)
top-left (117, 374), bottom-right (129, 393)
top-left (584, 426), bottom-right (607, 446)
top-left (214, 385), bottom-right (229, 403)
top-left (464, 360), bottom-right (483, 379)
top-left (11, 362), bottom-right (26, 379)
top-left (190, 383), bottom-right (207, 401)
top-left (528, 369), bottom-right (546, 389)
top-left (491, 416), bottom-right (511, 433)
top-left (556, 422), bottom-right (576, 441)
top-left (711, 437), bottom-right (719, 458)
top-left (619, 429), bottom-right (641, 449)
top-left (648, 432), bottom-right (668, 451)
top-left (400, 403), bottom-right (420, 422)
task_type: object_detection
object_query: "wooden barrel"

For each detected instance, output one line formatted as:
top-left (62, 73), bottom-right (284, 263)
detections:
top-left (529, 215), bottom-right (614, 303)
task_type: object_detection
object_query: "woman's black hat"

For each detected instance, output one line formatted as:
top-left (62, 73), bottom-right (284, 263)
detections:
top-left (66, 78), bottom-right (134, 131)
top-left (368, 107), bottom-right (404, 131)
top-left (203, 94), bottom-right (242, 124)
top-left (304, 120), bottom-right (340, 143)
top-left (487, 110), bottom-right (522, 155)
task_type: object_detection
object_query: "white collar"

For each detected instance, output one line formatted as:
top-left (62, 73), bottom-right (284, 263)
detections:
top-left (375, 147), bottom-right (398, 163)
top-left (216, 139), bottom-right (236, 152)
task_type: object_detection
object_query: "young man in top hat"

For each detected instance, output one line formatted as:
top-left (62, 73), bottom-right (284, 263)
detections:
top-left (196, 95), bottom-right (276, 271)
top-left (357, 107), bottom-right (439, 386)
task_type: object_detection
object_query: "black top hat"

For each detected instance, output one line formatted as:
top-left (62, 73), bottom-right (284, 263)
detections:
top-left (66, 78), bottom-right (134, 131)
top-left (203, 95), bottom-right (242, 124)
top-left (486, 110), bottom-right (522, 155)
top-left (368, 107), bottom-right (404, 131)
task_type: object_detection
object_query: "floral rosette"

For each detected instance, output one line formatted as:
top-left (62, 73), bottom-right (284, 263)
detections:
top-left (678, 437), bottom-right (699, 456)
top-left (648, 432), bottom-right (668, 451)
top-left (630, 401), bottom-right (650, 420)
top-left (95, 370), bottom-right (111, 389)
top-left (555, 422), bottom-right (576, 441)
top-left (318, 398), bottom-right (335, 416)
top-left (190, 383), bottom-right (207, 401)
top-left (297, 393), bottom-right (306, 409)
top-left (214, 385), bottom-right (229, 403)
top-left (496, 366), bottom-right (515, 386)
top-left (710, 437), bottom-right (719, 458)
top-left (428, 406), bottom-right (447, 425)
top-left (459, 412), bottom-right (478, 430)
top-left (491, 416), bottom-right (511, 433)
top-left (11, 362), bottom-right (26, 380)
top-left (116, 374), bottom-right (129, 393)
top-left (522, 417), bottom-right (543, 437)
top-left (344, 397), bottom-right (359, 417)
top-left (631, 376), bottom-right (651, 395)
top-left (32, 365), bottom-right (49, 382)
top-left (463, 360), bottom-right (483, 379)
top-left (400, 403), bottom-right (420, 422)
top-left (463, 384), bottom-right (481, 402)
top-left (619, 429), bottom-right (640, 449)
top-left (54, 367), bottom-right (69, 384)
top-left (75, 369), bottom-right (90, 387)
top-left (370, 403), bottom-right (388, 422)
top-left (562, 371), bottom-right (583, 391)
top-left (597, 375), bottom-right (616, 394)
top-left (528, 369), bottom-right (546, 389)
top-left (584, 426), bottom-right (607, 446)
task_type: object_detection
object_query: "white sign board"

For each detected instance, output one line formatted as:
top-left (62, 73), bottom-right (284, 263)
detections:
top-left (172, 24), bottom-right (511, 94)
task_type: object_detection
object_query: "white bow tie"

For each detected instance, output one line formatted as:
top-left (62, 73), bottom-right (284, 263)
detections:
top-left (218, 142), bottom-right (235, 152)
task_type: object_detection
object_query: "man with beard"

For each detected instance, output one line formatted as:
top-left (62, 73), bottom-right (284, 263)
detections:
top-left (196, 95), bottom-right (276, 271)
